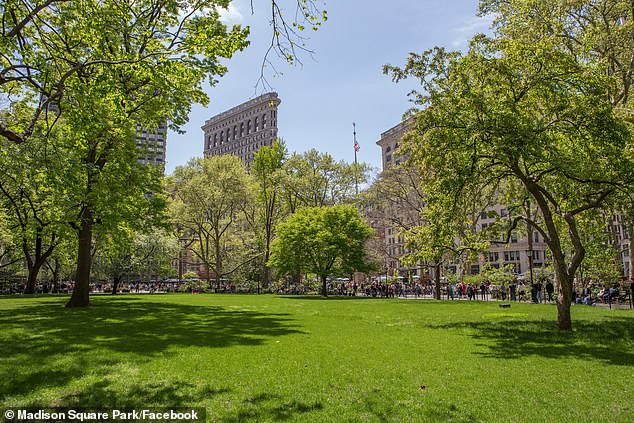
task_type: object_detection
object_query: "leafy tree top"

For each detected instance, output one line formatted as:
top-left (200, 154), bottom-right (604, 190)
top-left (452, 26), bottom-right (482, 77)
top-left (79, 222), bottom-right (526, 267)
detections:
top-left (269, 204), bottom-right (374, 278)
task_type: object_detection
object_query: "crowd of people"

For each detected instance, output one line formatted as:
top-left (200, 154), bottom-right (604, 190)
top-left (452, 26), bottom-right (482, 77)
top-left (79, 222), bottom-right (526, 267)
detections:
top-left (573, 282), bottom-right (633, 305)
top-left (2, 277), bottom-right (633, 307)
top-left (320, 279), bottom-right (557, 303)
top-left (0, 280), bottom-right (181, 295)
top-left (319, 279), bottom-right (633, 306)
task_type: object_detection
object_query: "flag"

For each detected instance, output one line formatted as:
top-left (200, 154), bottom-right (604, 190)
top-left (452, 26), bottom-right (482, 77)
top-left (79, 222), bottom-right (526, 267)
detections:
top-left (354, 140), bottom-right (360, 152)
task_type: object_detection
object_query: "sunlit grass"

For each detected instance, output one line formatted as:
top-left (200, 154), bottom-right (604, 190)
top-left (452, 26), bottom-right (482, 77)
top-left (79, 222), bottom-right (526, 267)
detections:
top-left (0, 294), bottom-right (632, 422)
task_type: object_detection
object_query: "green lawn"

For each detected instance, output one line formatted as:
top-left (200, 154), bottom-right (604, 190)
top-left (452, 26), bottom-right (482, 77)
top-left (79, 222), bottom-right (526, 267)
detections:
top-left (0, 294), bottom-right (632, 422)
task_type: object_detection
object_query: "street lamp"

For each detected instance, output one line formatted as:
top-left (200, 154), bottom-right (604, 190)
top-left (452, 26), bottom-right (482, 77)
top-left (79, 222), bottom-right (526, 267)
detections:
top-left (526, 248), bottom-right (535, 302)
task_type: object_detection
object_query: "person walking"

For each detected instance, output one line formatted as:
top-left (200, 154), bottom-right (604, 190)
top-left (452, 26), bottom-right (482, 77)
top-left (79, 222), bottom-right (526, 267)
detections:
top-left (509, 281), bottom-right (517, 301)
top-left (480, 282), bottom-right (487, 301)
top-left (500, 282), bottom-right (508, 301)
top-left (545, 281), bottom-right (554, 302)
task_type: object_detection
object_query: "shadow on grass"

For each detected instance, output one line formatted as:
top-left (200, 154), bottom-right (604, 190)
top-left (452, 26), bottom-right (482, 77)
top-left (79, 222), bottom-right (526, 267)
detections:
top-left (0, 297), bottom-right (304, 407)
top-left (61, 379), bottom-right (230, 409)
top-left (221, 392), bottom-right (323, 422)
top-left (429, 317), bottom-right (634, 366)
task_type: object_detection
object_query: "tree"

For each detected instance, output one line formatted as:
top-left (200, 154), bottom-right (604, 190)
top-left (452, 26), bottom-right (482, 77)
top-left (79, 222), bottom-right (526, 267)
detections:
top-left (269, 205), bottom-right (374, 296)
top-left (480, 0), bottom-right (634, 284)
top-left (364, 163), bottom-right (490, 300)
top-left (279, 149), bottom-right (371, 211)
top-left (0, 133), bottom-right (71, 293)
top-left (56, 0), bottom-right (250, 308)
top-left (132, 229), bottom-right (180, 285)
top-left (385, 17), bottom-right (634, 330)
top-left (250, 140), bottom-right (288, 289)
top-left (169, 155), bottom-right (255, 289)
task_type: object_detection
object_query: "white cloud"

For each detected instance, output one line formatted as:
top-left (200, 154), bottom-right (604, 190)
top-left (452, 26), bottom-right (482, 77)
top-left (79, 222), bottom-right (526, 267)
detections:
top-left (218, 4), bottom-right (244, 26)
top-left (451, 14), bottom-right (495, 47)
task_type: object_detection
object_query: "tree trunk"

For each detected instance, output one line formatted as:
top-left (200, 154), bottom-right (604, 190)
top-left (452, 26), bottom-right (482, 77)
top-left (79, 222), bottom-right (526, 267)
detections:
top-left (554, 260), bottom-right (573, 331)
top-left (23, 230), bottom-right (55, 294)
top-left (321, 274), bottom-right (328, 297)
top-left (66, 206), bottom-right (93, 308)
top-left (25, 261), bottom-right (44, 294)
top-left (112, 275), bottom-right (121, 295)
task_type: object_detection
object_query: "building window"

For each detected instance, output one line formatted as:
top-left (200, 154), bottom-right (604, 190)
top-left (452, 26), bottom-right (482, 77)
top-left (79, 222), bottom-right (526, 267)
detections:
top-left (227, 128), bottom-right (231, 142)
top-left (386, 155), bottom-right (392, 162)
top-left (262, 114), bottom-right (267, 128)
top-left (247, 120), bottom-right (251, 134)
top-left (233, 125), bottom-right (237, 139)
top-left (220, 131), bottom-right (224, 143)
top-left (213, 134), bottom-right (217, 147)
top-left (386, 146), bottom-right (392, 153)
top-left (240, 123), bottom-right (244, 137)
top-left (255, 117), bottom-right (259, 131)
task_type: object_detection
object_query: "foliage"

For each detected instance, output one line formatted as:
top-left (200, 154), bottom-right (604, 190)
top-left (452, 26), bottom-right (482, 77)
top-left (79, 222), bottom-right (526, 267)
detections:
top-left (1, 0), bottom-right (328, 143)
top-left (279, 149), bottom-right (371, 211)
top-left (132, 229), bottom-right (180, 281)
top-left (0, 0), bottom-right (249, 144)
top-left (93, 227), bottom-right (179, 286)
top-left (0, 129), bottom-right (78, 290)
top-left (479, 262), bottom-right (517, 286)
top-left (0, 208), bottom-right (19, 271)
top-left (269, 204), bottom-right (374, 295)
top-left (169, 155), bottom-right (255, 287)
top-left (182, 271), bottom-right (200, 281)
top-left (248, 140), bottom-right (288, 287)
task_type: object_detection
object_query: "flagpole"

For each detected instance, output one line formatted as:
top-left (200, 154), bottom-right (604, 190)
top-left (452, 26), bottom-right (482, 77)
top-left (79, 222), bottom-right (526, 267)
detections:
top-left (353, 122), bottom-right (359, 195)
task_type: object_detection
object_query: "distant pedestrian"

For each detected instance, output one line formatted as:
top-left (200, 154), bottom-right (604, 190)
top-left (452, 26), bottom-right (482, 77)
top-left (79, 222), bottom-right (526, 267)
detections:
top-left (545, 281), bottom-right (554, 302)
top-left (509, 282), bottom-right (517, 301)
top-left (536, 282), bottom-right (543, 303)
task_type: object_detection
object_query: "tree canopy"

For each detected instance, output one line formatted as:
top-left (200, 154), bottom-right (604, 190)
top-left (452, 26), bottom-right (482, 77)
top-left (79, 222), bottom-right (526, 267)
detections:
top-left (169, 155), bottom-right (254, 288)
top-left (269, 204), bottom-right (374, 296)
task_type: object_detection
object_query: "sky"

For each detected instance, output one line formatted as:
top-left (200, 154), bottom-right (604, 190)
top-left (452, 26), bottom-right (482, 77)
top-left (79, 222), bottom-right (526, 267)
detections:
top-left (165, 0), bottom-right (494, 176)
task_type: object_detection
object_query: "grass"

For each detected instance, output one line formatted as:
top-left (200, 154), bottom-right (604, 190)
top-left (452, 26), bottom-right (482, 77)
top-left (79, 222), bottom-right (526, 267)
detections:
top-left (0, 294), bottom-right (633, 422)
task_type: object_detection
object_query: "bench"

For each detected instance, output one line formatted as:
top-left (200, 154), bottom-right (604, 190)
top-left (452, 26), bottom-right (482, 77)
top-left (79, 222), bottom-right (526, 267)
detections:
top-left (606, 290), bottom-right (633, 309)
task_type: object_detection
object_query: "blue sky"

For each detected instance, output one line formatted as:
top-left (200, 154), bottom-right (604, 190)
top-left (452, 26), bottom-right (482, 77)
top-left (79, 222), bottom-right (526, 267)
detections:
top-left (165, 0), bottom-right (493, 175)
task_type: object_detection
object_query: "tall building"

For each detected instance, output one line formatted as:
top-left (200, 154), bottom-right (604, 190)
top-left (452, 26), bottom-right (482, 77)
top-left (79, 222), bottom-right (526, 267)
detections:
top-left (136, 122), bottom-right (167, 169)
top-left (376, 119), bottom-right (412, 169)
top-left (202, 92), bottom-right (281, 167)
